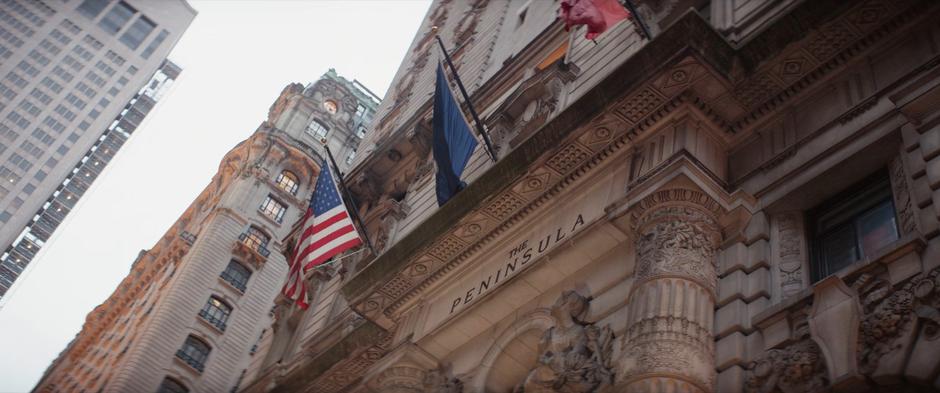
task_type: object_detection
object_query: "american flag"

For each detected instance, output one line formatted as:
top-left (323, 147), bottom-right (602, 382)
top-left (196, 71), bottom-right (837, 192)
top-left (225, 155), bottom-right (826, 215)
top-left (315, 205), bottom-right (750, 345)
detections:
top-left (281, 163), bottom-right (362, 308)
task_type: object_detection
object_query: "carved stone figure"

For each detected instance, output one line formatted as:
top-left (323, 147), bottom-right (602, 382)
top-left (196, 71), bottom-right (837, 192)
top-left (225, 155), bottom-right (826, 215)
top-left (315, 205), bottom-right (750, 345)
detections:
top-left (745, 310), bottom-right (828, 393)
top-left (516, 290), bottom-right (614, 393)
top-left (852, 272), bottom-right (916, 374)
top-left (423, 365), bottom-right (463, 393)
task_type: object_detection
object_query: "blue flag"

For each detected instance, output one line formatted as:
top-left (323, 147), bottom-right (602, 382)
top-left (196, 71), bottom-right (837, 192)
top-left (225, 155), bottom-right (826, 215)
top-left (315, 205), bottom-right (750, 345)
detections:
top-left (433, 63), bottom-right (478, 206)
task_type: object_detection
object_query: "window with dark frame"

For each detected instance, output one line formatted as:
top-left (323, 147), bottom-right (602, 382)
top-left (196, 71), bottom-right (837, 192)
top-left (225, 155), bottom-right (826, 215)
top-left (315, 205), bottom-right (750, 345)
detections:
top-left (809, 171), bottom-right (900, 282)
top-left (242, 226), bottom-right (270, 255)
top-left (220, 260), bottom-right (251, 292)
top-left (157, 377), bottom-right (189, 393)
top-left (275, 171), bottom-right (299, 195)
top-left (97, 1), bottom-right (135, 35)
top-left (259, 195), bottom-right (287, 223)
top-left (198, 296), bottom-right (232, 331)
top-left (175, 336), bottom-right (210, 372)
top-left (119, 15), bottom-right (155, 49)
top-left (76, 0), bottom-right (109, 19)
top-left (305, 119), bottom-right (329, 139)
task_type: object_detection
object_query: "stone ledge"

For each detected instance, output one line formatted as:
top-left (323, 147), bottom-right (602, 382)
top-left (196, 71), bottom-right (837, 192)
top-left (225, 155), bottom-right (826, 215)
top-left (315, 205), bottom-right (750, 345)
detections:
top-left (752, 233), bottom-right (926, 331)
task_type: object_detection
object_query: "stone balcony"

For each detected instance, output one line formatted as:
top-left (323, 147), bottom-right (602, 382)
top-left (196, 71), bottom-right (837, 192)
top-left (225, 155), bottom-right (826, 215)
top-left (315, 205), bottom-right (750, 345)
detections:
top-left (233, 233), bottom-right (271, 268)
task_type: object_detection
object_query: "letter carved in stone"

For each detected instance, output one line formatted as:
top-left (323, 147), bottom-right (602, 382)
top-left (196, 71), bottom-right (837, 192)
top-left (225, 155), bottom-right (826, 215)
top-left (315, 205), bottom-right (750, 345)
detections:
top-left (516, 291), bottom-right (614, 393)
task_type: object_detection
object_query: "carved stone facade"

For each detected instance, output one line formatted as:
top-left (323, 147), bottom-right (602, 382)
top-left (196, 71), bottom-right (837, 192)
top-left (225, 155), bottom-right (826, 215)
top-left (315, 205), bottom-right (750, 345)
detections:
top-left (240, 1), bottom-right (940, 393)
top-left (621, 190), bottom-right (722, 392)
top-left (516, 291), bottom-right (614, 393)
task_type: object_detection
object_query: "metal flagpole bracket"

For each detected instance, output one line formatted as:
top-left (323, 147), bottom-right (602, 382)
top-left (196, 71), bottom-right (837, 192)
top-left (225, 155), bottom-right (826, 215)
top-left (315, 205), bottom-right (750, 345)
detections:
top-left (623, 0), bottom-right (652, 40)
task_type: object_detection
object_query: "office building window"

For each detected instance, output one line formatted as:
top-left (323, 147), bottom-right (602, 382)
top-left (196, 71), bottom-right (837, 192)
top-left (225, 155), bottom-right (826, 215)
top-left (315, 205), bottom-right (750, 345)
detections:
top-left (346, 149), bottom-right (356, 165)
top-left (175, 336), bottom-right (210, 372)
top-left (220, 260), bottom-right (251, 292)
top-left (119, 16), bottom-right (154, 49)
top-left (97, 1), bottom-right (134, 34)
top-left (810, 172), bottom-right (899, 282)
top-left (157, 377), bottom-right (188, 393)
top-left (275, 171), bottom-right (298, 195)
top-left (77, 0), bottom-right (109, 19)
top-left (141, 29), bottom-right (169, 59)
top-left (259, 195), bottom-right (287, 223)
top-left (305, 119), bottom-right (329, 139)
top-left (356, 125), bottom-right (367, 139)
top-left (199, 296), bottom-right (232, 331)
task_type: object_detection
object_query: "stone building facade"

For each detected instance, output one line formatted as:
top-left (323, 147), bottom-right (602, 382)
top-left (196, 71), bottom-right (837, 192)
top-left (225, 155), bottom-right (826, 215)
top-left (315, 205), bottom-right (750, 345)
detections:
top-left (33, 71), bottom-right (378, 393)
top-left (240, 0), bottom-right (940, 392)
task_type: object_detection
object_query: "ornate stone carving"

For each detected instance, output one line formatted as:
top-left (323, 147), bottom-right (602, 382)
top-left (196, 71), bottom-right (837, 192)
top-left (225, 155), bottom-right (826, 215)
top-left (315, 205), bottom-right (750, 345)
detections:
top-left (374, 365), bottom-right (426, 393)
top-left (636, 206), bottom-right (720, 292)
top-left (516, 291), bottom-right (614, 393)
top-left (267, 83), bottom-right (303, 123)
top-left (423, 365), bottom-right (463, 393)
top-left (889, 157), bottom-right (917, 235)
top-left (745, 310), bottom-right (828, 393)
top-left (622, 189), bottom-right (721, 392)
top-left (777, 213), bottom-right (805, 298)
top-left (852, 272), bottom-right (916, 374)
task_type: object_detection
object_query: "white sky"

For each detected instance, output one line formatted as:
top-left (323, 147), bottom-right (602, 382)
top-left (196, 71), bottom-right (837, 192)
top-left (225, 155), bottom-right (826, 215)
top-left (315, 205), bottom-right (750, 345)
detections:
top-left (0, 1), bottom-right (430, 391)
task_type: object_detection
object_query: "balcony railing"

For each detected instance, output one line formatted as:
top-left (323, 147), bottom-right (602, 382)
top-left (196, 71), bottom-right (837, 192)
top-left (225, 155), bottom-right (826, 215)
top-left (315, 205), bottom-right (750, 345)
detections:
top-left (175, 350), bottom-right (205, 372)
top-left (179, 231), bottom-right (197, 246)
top-left (219, 271), bottom-right (247, 292)
top-left (238, 232), bottom-right (270, 257)
top-left (198, 308), bottom-right (228, 331)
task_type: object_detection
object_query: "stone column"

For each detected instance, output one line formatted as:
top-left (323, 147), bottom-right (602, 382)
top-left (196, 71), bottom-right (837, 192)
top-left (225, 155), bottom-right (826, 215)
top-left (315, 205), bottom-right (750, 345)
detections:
top-left (620, 189), bottom-right (721, 392)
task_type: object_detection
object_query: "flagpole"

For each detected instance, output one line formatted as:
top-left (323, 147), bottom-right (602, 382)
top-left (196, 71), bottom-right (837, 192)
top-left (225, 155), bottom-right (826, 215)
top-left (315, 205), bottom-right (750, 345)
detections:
top-left (432, 30), bottom-right (498, 163)
top-left (623, 0), bottom-right (651, 40)
top-left (322, 143), bottom-right (377, 257)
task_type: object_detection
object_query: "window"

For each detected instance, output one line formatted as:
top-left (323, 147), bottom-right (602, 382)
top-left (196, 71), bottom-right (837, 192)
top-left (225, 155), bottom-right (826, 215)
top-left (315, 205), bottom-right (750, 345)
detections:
top-left (175, 336), bottom-right (210, 372)
top-left (240, 226), bottom-right (270, 256)
top-left (345, 149), bottom-right (356, 165)
top-left (259, 195), bottom-right (287, 223)
top-left (77, 0), bottom-right (109, 19)
top-left (305, 119), bottom-right (329, 139)
top-left (275, 171), bottom-right (298, 195)
top-left (356, 125), bottom-right (367, 139)
top-left (98, 1), bottom-right (134, 34)
top-left (119, 16), bottom-right (154, 49)
top-left (220, 260), bottom-right (251, 292)
top-left (355, 103), bottom-right (366, 118)
top-left (199, 296), bottom-right (232, 331)
top-left (141, 29), bottom-right (168, 59)
top-left (810, 172), bottom-right (899, 282)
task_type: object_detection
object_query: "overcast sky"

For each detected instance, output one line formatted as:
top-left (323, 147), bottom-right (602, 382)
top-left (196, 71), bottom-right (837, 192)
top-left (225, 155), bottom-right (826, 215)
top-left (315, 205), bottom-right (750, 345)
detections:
top-left (0, 1), bottom-right (430, 391)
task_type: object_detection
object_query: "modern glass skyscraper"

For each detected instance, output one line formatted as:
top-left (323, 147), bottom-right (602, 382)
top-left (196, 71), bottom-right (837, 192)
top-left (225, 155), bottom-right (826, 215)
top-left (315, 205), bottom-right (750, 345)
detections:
top-left (0, 0), bottom-right (196, 301)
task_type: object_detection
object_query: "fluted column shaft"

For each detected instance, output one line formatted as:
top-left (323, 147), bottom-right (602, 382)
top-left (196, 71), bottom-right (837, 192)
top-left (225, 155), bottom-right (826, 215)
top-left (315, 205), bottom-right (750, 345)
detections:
top-left (621, 202), bottom-right (720, 392)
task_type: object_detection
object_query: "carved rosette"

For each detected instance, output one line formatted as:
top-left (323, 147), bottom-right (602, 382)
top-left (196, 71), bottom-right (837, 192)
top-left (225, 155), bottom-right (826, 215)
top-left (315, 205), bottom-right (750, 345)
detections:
top-left (621, 189), bottom-right (721, 392)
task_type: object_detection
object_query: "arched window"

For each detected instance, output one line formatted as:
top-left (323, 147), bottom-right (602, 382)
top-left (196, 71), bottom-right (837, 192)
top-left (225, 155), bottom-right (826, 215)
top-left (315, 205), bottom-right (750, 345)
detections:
top-left (157, 377), bottom-right (189, 393)
top-left (199, 296), bottom-right (232, 331)
top-left (220, 260), bottom-right (251, 292)
top-left (175, 336), bottom-right (211, 372)
top-left (259, 195), bottom-right (287, 223)
top-left (244, 226), bottom-right (269, 248)
top-left (306, 119), bottom-right (329, 139)
top-left (275, 171), bottom-right (299, 195)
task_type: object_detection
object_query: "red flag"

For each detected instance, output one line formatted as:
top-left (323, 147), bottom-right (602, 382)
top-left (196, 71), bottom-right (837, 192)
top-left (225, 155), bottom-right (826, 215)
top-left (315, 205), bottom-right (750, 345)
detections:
top-left (559, 0), bottom-right (632, 40)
